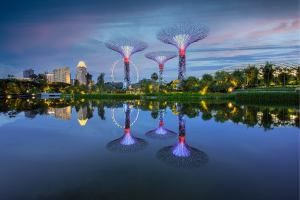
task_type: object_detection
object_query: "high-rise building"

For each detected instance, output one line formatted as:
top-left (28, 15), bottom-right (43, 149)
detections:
top-left (54, 106), bottom-right (71, 121)
top-left (76, 61), bottom-right (87, 85)
top-left (42, 70), bottom-right (54, 82)
top-left (53, 66), bottom-right (70, 83)
top-left (23, 68), bottom-right (34, 78)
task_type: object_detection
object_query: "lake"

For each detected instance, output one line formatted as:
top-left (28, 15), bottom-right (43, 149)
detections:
top-left (0, 98), bottom-right (298, 200)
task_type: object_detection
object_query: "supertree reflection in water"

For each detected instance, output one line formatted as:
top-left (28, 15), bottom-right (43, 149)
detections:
top-left (106, 103), bottom-right (148, 153)
top-left (156, 105), bottom-right (209, 169)
top-left (145, 110), bottom-right (177, 140)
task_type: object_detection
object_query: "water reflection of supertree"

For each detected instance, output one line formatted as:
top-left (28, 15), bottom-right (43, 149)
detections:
top-left (144, 51), bottom-right (177, 84)
top-left (106, 103), bottom-right (148, 153)
top-left (105, 38), bottom-right (148, 89)
top-left (156, 23), bottom-right (210, 82)
top-left (145, 110), bottom-right (177, 140)
top-left (156, 105), bottom-right (209, 169)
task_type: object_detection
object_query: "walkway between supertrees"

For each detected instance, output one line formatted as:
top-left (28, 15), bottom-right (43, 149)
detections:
top-left (156, 23), bottom-right (210, 82)
top-left (106, 102), bottom-right (148, 153)
top-left (105, 38), bottom-right (148, 89)
top-left (145, 110), bottom-right (178, 140)
top-left (144, 51), bottom-right (177, 84)
top-left (156, 104), bottom-right (209, 169)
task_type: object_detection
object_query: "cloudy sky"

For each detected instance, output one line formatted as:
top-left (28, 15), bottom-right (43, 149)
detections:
top-left (0, 0), bottom-right (299, 82)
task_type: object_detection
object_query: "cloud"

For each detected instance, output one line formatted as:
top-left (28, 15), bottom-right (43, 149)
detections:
top-left (0, 63), bottom-right (23, 78)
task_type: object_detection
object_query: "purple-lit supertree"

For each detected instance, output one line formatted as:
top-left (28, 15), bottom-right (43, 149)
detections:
top-left (145, 110), bottom-right (178, 140)
top-left (144, 51), bottom-right (177, 84)
top-left (156, 104), bottom-right (209, 169)
top-left (106, 102), bottom-right (148, 153)
top-left (156, 23), bottom-right (210, 82)
top-left (105, 38), bottom-right (148, 89)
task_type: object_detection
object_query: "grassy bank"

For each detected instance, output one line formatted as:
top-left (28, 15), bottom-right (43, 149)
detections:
top-left (70, 93), bottom-right (236, 100)
top-left (66, 92), bottom-right (299, 105)
top-left (236, 92), bottom-right (299, 106)
top-left (235, 86), bottom-right (298, 92)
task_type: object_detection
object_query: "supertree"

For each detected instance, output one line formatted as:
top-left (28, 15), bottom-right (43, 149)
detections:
top-left (156, 104), bottom-right (209, 169)
top-left (156, 22), bottom-right (210, 82)
top-left (145, 110), bottom-right (178, 140)
top-left (105, 38), bottom-right (148, 89)
top-left (106, 102), bottom-right (148, 153)
top-left (144, 51), bottom-right (177, 84)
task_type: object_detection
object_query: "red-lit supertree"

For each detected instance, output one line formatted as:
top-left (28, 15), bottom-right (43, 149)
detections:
top-left (144, 51), bottom-right (177, 84)
top-left (106, 102), bottom-right (148, 153)
top-left (105, 38), bottom-right (148, 89)
top-left (145, 110), bottom-right (178, 140)
top-left (156, 103), bottom-right (209, 169)
top-left (156, 23), bottom-right (210, 82)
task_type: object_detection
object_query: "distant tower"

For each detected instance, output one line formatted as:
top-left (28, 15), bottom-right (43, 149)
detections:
top-left (78, 107), bottom-right (88, 126)
top-left (144, 51), bottom-right (177, 84)
top-left (156, 23), bottom-right (210, 82)
top-left (76, 61), bottom-right (87, 85)
top-left (105, 38), bottom-right (148, 89)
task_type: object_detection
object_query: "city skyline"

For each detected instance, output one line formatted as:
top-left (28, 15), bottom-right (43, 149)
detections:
top-left (0, 0), bottom-right (298, 82)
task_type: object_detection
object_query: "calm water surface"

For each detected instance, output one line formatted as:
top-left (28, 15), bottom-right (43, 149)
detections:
top-left (0, 99), bottom-right (298, 200)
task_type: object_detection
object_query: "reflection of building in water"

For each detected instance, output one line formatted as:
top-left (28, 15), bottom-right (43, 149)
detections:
top-left (106, 103), bottom-right (148, 153)
top-left (156, 105), bottom-right (209, 169)
top-left (25, 111), bottom-right (36, 120)
top-left (41, 108), bottom-right (55, 119)
top-left (145, 110), bottom-right (177, 140)
top-left (78, 107), bottom-right (88, 126)
top-left (54, 106), bottom-right (71, 121)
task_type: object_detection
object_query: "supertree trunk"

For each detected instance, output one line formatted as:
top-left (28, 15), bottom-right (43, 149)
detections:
top-left (124, 103), bottom-right (131, 131)
top-left (178, 54), bottom-right (186, 82)
top-left (159, 65), bottom-right (164, 85)
top-left (124, 61), bottom-right (130, 89)
top-left (159, 110), bottom-right (164, 125)
top-left (178, 113), bottom-right (186, 137)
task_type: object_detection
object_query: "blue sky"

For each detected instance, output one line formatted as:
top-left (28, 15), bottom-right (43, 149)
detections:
top-left (0, 0), bottom-right (299, 82)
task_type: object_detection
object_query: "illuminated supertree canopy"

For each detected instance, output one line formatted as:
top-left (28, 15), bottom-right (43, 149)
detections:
top-left (105, 38), bottom-right (148, 89)
top-left (144, 51), bottom-right (177, 84)
top-left (156, 23), bottom-right (210, 82)
top-left (156, 105), bottom-right (209, 169)
top-left (106, 103), bottom-right (148, 153)
top-left (145, 110), bottom-right (177, 140)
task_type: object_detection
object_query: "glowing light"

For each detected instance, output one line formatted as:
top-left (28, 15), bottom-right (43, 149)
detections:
top-left (171, 138), bottom-right (191, 157)
top-left (159, 65), bottom-right (164, 69)
top-left (201, 86), bottom-right (209, 95)
top-left (173, 34), bottom-right (191, 49)
top-left (228, 103), bottom-right (233, 108)
top-left (120, 46), bottom-right (134, 58)
top-left (120, 132), bottom-right (136, 145)
top-left (156, 56), bottom-right (166, 63)
top-left (154, 125), bottom-right (169, 135)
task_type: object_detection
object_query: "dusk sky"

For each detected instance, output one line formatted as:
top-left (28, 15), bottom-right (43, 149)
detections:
top-left (0, 0), bottom-right (299, 82)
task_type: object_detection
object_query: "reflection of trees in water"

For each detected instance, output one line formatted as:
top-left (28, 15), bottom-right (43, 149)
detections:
top-left (156, 106), bottom-right (209, 169)
top-left (107, 103), bottom-right (148, 153)
top-left (145, 110), bottom-right (177, 140)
